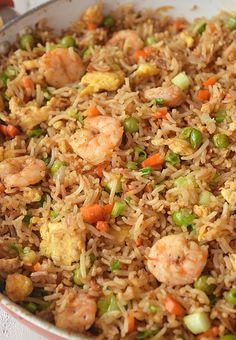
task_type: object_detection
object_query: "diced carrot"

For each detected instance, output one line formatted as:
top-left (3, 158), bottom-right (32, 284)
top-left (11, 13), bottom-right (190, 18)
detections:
top-left (145, 183), bottom-right (153, 193)
top-left (197, 89), bottom-right (210, 101)
top-left (135, 47), bottom-right (152, 59)
top-left (103, 203), bottom-right (114, 215)
top-left (84, 105), bottom-right (99, 117)
top-left (197, 326), bottom-right (219, 340)
top-left (207, 23), bottom-right (216, 33)
top-left (0, 124), bottom-right (20, 138)
top-left (135, 237), bottom-right (143, 247)
top-left (81, 204), bottom-right (107, 224)
top-left (96, 220), bottom-right (109, 232)
top-left (127, 313), bottom-right (136, 333)
top-left (0, 183), bottom-right (5, 193)
top-left (141, 153), bottom-right (164, 168)
top-left (231, 130), bottom-right (236, 137)
top-left (164, 295), bottom-right (185, 316)
top-left (155, 108), bottom-right (167, 119)
top-left (32, 262), bottom-right (41, 272)
top-left (87, 22), bottom-right (97, 31)
top-left (175, 19), bottom-right (185, 31)
top-left (94, 163), bottom-right (107, 178)
top-left (203, 77), bottom-right (216, 87)
top-left (21, 76), bottom-right (34, 90)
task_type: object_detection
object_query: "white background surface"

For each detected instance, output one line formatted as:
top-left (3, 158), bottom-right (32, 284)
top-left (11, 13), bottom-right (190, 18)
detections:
top-left (0, 1), bottom-right (48, 339)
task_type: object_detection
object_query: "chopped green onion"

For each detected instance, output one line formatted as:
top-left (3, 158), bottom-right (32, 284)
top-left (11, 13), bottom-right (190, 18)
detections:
top-left (5, 66), bottom-right (17, 78)
top-left (199, 191), bottom-right (214, 206)
top-left (165, 151), bottom-right (180, 166)
top-left (145, 36), bottom-right (157, 46)
top-left (148, 304), bottom-right (160, 313)
top-left (183, 312), bottom-right (210, 334)
top-left (60, 35), bottom-right (76, 48)
top-left (105, 175), bottom-right (122, 193)
top-left (42, 156), bottom-right (50, 165)
top-left (111, 201), bottom-right (126, 218)
top-left (220, 335), bottom-right (236, 340)
top-left (134, 145), bottom-right (147, 163)
top-left (180, 127), bottom-right (193, 140)
top-left (97, 294), bottom-right (120, 317)
top-left (50, 210), bottom-right (59, 219)
top-left (193, 21), bottom-right (207, 34)
top-left (36, 193), bottom-right (47, 208)
top-left (110, 260), bottom-right (120, 271)
top-left (225, 288), bottom-right (236, 305)
top-left (28, 128), bottom-right (43, 138)
top-left (126, 161), bottom-right (138, 170)
top-left (171, 72), bottom-right (190, 90)
top-left (228, 16), bottom-right (236, 30)
top-left (172, 209), bottom-right (195, 227)
top-left (194, 275), bottom-right (216, 295)
top-left (155, 97), bottom-right (165, 105)
top-left (81, 45), bottom-right (93, 57)
top-left (189, 128), bottom-right (203, 149)
top-left (22, 214), bottom-right (32, 226)
top-left (0, 72), bottom-right (8, 86)
top-left (215, 110), bottom-right (227, 123)
top-left (123, 117), bottom-right (139, 133)
top-left (102, 15), bottom-right (116, 27)
top-left (139, 167), bottom-right (153, 176)
top-left (136, 329), bottom-right (159, 339)
top-left (212, 133), bottom-right (229, 148)
top-left (19, 34), bottom-right (35, 50)
top-left (73, 268), bottom-right (83, 286)
top-left (51, 160), bottom-right (64, 176)
top-left (22, 302), bottom-right (38, 313)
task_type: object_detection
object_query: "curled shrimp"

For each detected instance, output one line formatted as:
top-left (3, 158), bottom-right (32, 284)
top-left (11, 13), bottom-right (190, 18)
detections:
top-left (55, 289), bottom-right (96, 332)
top-left (147, 233), bottom-right (208, 285)
top-left (0, 156), bottom-right (46, 188)
top-left (70, 115), bottom-right (123, 165)
top-left (107, 29), bottom-right (144, 55)
top-left (40, 47), bottom-right (85, 88)
top-left (144, 84), bottom-right (186, 107)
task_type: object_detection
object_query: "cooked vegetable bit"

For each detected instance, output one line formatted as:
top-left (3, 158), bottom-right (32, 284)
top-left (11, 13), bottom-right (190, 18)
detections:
top-left (73, 268), bottom-right (83, 286)
top-left (139, 166), bottom-right (153, 176)
top-left (60, 35), bottom-right (76, 48)
top-left (28, 128), bottom-right (43, 138)
top-left (194, 275), bottom-right (216, 295)
top-left (110, 260), bottom-right (120, 271)
top-left (51, 160), bottom-right (64, 176)
top-left (136, 329), bottom-right (159, 339)
top-left (172, 209), bottom-right (195, 227)
top-left (155, 97), bottom-right (165, 105)
top-left (134, 145), bottom-right (147, 163)
top-left (145, 36), bottom-right (157, 46)
top-left (228, 16), bottom-right (236, 30)
top-left (97, 294), bottom-right (120, 316)
top-left (212, 133), bottom-right (229, 148)
top-left (183, 312), bottom-right (210, 334)
top-left (20, 34), bottom-right (35, 50)
top-left (165, 151), bottom-right (180, 165)
top-left (126, 161), bottom-right (138, 170)
top-left (215, 110), bottom-right (227, 123)
top-left (225, 288), bottom-right (236, 305)
top-left (171, 72), bottom-right (190, 90)
top-left (102, 15), bottom-right (116, 27)
top-left (123, 117), bottom-right (139, 133)
top-left (111, 201), bottom-right (126, 218)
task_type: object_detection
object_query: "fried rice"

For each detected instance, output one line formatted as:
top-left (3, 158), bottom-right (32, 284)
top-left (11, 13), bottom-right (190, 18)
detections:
top-left (0, 3), bottom-right (235, 339)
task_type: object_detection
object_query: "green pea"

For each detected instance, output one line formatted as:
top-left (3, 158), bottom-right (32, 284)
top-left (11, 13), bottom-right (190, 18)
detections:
top-left (145, 36), bottom-right (157, 46)
top-left (139, 167), bottom-right (153, 176)
top-left (215, 110), bottom-right (227, 123)
top-left (5, 66), bottom-right (17, 78)
top-left (123, 117), bottom-right (139, 133)
top-left (60, 35), bottom-right (76, 48)
top-left (165, 151), bottom-right (180, 166)
top-left (212, 133), bottom-right (229, 148)
top-left (155, 98), bottom-right (165, 105)
top-left (172, 209), bottom-right (195, 227)
top-left (110, 260), bottom-right (120, 271)
top-left (134, 145), bottom-right (147, 163)
top-left (50, 210), bottom-right (59, 219)
top-left (20, 34), bottom-right (35, 50)
top-left (126, 161), bottom-right (138, 170)
top-left (22, 214), bottom-right (32, 226)
top-left (220, 335), bottom-right (236, 340)
top-left (73, 268), bottom-right (83, 286)
top-left (228, 16), bottom-right (236, 30)
top-left (194, 275), bottom-right (216, 295)
top-left (148, 304), bottom-right (161, 313)
top-left (179, 127), bottom-right (193, 140)
top-left (51, 160), bottom-right (64, 176)
top-left (190, 128), bottom-right (203, 149)
top-left (102, 15), bottom-right (116, 28)
top-left (225, 288), bottom-right (236, 305)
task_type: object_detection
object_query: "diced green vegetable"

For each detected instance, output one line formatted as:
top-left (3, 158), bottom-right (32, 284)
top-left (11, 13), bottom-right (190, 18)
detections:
top-left (215, 110), bottom-right (227, 123)
top-left (165, 151), bottom-right (180, 165)
top-left (22, 302), bottom-right (38, 313)
top-left (148, 304), bottom-right (161, 313)
top-left (174, 176), bottom-right (190, 187)
top-left (28, 128), bottom-right (43, 138)
top-left (194, 21), bottom-right (206, 34)
top-left (60, 35), bottom-right (76, 48)
top-left (20, 34), bottom-right (35, 50)
top-left (209, 173), bottom-right (219, 188)
top-left (5, 66), bottom-right (17, 78)
top-left (225, 288), bottom-right (236, 305)
top-left (136, 329), bottom-right (159, 339)
top-left (199, 191), bottom-right (214, 206)
top-left (50, 210), bottom-right (59, 219)
top-left (172, 209), bottom-right (195, 227)
top-left (180, 127), bottom-right (193, 140)
top-left (220, 335), bottom-right (236, 340)
top-left (126, 161), bottom-right (138, 170)
top-left (0, 72), bottom-right (8, 86)
top-left (81, 45), bottom-right (93, 58)
top-left (190, 128), bottom-right (203, 149)
top-left (139, 167), bottom-right (153, 176)
top-left (97, 294), bottom-right (120, 317)
top-left (42, 156), bottom-right (50, 165)
top-left (183, 312), bottom-right (210, 334)
top-left (155, 97), bottom-right (165, 105)
top-left (212, 133), bottom-right (229, 148)
top-left (22, 214), bottom-right (32, 226)
top-left (145, 36), bottom-right (157, 46)
top-left (194, 275), bottom-right (216, 295)
top-left (66, 107), bottom-right (84, 125)
top-left (73, 268), bottom-right (83, 286)
top-left (134, 145), bottom-right (147, 163)
top-left (110, 260), bottom-right (120, 271)
top-left (171, 72), bottom-right (190, 90)
top-left (105, 175), bottom-right (122, 193)
top-left (228, 16), bottom-right (236, 30)
top-left (102, 15), bottom-right (116, 27)
top-left (124, 196), bottom-right (132, 204)
top-left (51, 160), bottom-right (64, 176)
top-left (123, 117), bottom-right (139, 133)
top-left (111, 201), bottom-right (126, 218)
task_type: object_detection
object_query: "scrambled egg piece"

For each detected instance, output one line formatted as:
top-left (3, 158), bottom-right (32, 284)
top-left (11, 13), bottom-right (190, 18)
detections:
top-left (9, 96), bottom-right (51, 131)
top-left (221, 180), bottom-right (236, 205)
top-left (167, 138), bottom-right (193, 156)
top-left (135, 64), bottom-right (159, 80)
top-left (80, 71), bottom-right (125, 96)
top-left (23, 188), bottom-right (42, 203)
top-left (180, 32), bottom-right (194, 48)
top-left (40, 222), bottom-right (83, 266)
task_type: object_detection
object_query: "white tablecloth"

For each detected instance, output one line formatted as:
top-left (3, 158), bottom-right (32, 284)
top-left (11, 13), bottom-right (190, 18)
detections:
top-left (0, 2), bottom-right (48, 338)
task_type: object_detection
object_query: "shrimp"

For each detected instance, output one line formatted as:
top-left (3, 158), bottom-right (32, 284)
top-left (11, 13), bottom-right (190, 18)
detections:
top-left (147, 233), bottom-right (208, 285)
top-left (144, 84), bottom-right (186, 107)
top-left (55, 289), bottom-right (96, 333)
top-left (70, 116), bottom-right (123, 165)
top-left (0, 156), bottom-right (46, 188)
top-left (107, 30), bottom-right (144, 55)
top-left (40, 47), bottom-right (85, 88)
